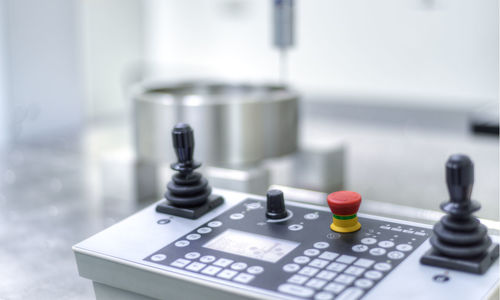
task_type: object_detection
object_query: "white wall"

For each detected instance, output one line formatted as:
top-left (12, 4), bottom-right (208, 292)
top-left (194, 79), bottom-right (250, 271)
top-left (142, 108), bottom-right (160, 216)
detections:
top-left (3, 0), bottom-right (84, 142)
top-left (81, 0), bottom-right (145, 120)
top-left (145, 0), bottom-right (498, 108)
top-left (0, 0), bottom-right (8, 147)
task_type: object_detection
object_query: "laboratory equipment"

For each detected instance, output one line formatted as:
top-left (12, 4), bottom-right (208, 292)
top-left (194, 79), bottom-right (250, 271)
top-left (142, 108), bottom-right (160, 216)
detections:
top-left (74, 124), bottom-right (499, 300)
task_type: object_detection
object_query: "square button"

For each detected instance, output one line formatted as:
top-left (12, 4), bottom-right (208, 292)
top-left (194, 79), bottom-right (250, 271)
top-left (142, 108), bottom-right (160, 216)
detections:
top-left (316, 270), bottom-right (337, 281)
top-left (324, 282), bottom-right (346, 294)
top-left (171, 258), bottom-right (191, 268)
top-left (309, 259), bottom-right (329, 269)
top-left (326, 262), bottom-right (347, 272)
top-left (186, 262), bottom-right (206, 272)
top-left (336, 255), bottom-right (357, 264)
top-left (288, 274), bottom-right (309, 285)
top-left (217, 269), bottom-right (238, 279)
top-left (305, 278), bottom-right (327, 289)
top-left (354, 258), bottom-right (374, 268)
top-left (319, 251), bottom-right (339, 261)
top-left (298, 266), bottom-right (319, 277)
top-left (201, 266), bottom-right (222, 276)
top-left (334, 274), bottom-right (356, 285)
top-left (344, 266), bottom-right (365, 276)
top-left (213, 258), bottom-right (234, 268)
top-left (233, 273), bottom-right (255, 284)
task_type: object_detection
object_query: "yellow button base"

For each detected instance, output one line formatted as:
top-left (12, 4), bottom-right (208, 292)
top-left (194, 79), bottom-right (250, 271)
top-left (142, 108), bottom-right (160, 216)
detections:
top-left (330, 216), bottom-right (361, 233)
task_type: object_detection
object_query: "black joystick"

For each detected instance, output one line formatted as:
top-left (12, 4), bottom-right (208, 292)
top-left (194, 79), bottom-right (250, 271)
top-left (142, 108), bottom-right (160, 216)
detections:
top-left (266, 189), bottom-right (288, 219)
top-left (420, 154), bottom-right (499, 274)
top-left (156, 123), bottom-right (223, 219)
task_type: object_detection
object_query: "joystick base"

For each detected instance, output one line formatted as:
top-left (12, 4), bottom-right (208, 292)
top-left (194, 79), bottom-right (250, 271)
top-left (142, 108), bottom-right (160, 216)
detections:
top-left (420, 243), bottom-right (499, 274)
top-left (156, 194), bottom-right (224, 219)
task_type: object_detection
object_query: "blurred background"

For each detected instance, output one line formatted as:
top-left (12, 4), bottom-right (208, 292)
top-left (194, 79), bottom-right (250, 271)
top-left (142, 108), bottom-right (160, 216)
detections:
top-left (0, 0), bottom-right (498, 299)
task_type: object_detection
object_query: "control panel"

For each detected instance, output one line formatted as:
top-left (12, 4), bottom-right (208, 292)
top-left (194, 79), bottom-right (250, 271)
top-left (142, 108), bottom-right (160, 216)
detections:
top-left (73, 123), bottom-right (499, 300)
top-left (73, 188), bottom-right (499, 300)
top-left (145, 197), bottom-right (430, 299)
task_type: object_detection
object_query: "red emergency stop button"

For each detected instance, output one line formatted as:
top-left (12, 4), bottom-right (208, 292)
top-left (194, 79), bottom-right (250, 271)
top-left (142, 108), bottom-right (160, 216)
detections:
top-left (327, 191), bottom-right (362, 233)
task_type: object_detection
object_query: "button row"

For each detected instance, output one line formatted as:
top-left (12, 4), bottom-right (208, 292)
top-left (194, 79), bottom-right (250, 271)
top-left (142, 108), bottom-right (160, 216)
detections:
top-left (379, 225), bottom-right (427, 236)
top-left (360, 238), bottom-right (413, 252)
top-left (176, 223), bottom-right (222, 247)
top-left (351, 246), bottom-right (407, 260)
top-left (170, 256), bottom-right (263, 284)
top-left (279, 283), bottom-right (366, 300)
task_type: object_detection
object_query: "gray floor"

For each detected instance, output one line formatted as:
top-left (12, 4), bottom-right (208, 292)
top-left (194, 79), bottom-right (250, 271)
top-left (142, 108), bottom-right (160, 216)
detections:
top-left (0, 106), bottom-right (498, 299)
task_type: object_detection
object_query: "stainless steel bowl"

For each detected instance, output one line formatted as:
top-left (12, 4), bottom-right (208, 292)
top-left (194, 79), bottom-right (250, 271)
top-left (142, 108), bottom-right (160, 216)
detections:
top-left (132, 81), bottom-right (299, 167)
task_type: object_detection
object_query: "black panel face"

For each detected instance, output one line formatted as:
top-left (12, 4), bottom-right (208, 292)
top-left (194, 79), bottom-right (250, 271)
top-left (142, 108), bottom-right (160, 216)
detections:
top-left (145, 199), bottom-right (431, 299)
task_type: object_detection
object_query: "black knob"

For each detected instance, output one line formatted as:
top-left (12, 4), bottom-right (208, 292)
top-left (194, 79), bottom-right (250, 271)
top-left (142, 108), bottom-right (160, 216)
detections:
top-left (446, 154), bottom-right (474, 205)
top-left (266, 189), bottom-right (288, 219)
top-left (171, 123), bottom-right (201, 173)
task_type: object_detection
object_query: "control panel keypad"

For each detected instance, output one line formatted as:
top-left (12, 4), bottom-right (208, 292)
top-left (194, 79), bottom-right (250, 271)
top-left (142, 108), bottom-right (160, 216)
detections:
top-left (145, 198), bottom-right (430, 299)
top-left (278, 243), bottom-right (421, 300)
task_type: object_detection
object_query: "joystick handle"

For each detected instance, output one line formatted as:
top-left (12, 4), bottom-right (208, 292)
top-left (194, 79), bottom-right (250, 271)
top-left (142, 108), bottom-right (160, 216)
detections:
top-left (441, 154), bottom-right (480, 216)
top-left (446, 154), bottom-right (474, 205)
top-left (171, 123), bottom-right (201, 173)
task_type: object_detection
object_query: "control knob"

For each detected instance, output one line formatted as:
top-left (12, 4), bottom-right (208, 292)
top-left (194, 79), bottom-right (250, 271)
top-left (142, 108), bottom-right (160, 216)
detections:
top-left (266, 189), bottom-right (288, 219)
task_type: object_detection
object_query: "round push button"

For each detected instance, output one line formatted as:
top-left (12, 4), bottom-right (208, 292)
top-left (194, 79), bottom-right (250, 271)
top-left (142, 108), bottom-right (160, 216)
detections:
top-left (369, 248), bottom-right (386, 256)
top-left (352, 244), bottom-right (369, 253)
top-left (197, 227), bottom-right (212, 234)
top-left (294, 256), bottom-right (311, 264)
top-left (230, 213), bottom-right (244, 220)
top-left (283, 263), bottom-right (300, 272)
top-left (387, 251), bottom-right (405, 260)
top-left (314, 242), bottom-right (330, 249)
top-left (151, 254), bottom-right (167, 262)
top-left (185, 252), bottom-right (201, 259)
top-left (186, 233), bottom-right (201, 241)
top-left (361, 238), bottom-right (377, 245)
top-left (207, 221), bottom-right (222, 228)
top-left (175, 240), bottom-right (190, 247)
top-left (355, 279), bottom-right (374, 289)
top-left (396, 244), bottom-right (413, 252)
top-left (288, 224), bottom-right (303, 231)
top-left (374, 262), bottom-right (392, 272)
top-left (327, 191), bottom-right (362, 233)
top-left (378, 241), bottom-right (395, 248)
top-left (304, 212), bottom-right (319, 220)
top-left (364, 270), bottom-right (383, 280)
top-left (231, 262), bottom-right (248, 271)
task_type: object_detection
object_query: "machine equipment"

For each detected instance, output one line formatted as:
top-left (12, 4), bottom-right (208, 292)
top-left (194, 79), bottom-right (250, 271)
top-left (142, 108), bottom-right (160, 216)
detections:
top-left (74, 123), bottom-right (499, 299)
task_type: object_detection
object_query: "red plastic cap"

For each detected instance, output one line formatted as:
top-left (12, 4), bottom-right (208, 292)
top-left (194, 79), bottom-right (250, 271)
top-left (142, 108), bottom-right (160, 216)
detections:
top-left (327, 191), bottom-right (362, 216)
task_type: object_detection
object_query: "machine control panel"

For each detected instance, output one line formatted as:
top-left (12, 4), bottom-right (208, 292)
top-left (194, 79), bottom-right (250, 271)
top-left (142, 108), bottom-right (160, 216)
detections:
top-left (73, 125), bottom-right (498, 300)
top-left (145, 198), bottom-right (431, 299)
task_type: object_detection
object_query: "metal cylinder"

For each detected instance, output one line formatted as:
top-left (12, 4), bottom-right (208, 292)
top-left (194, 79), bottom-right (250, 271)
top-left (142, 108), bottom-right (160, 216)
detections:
top-left (132, 81), bottom-right (299, 167)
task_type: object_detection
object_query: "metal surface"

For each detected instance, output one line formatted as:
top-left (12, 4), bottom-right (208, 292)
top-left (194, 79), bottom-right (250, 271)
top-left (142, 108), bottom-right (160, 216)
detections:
top-left (133, 82), bottom-right (299, 167)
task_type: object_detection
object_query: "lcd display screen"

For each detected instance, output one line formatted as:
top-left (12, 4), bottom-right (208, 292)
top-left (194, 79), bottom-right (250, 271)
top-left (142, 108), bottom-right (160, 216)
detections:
top-left (203, 229), bottom-right (299, 263)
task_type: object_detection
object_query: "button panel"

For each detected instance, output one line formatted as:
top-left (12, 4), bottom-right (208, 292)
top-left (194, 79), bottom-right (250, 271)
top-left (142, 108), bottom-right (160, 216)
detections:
top-left (145, 198), bottom-right (431, 300)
